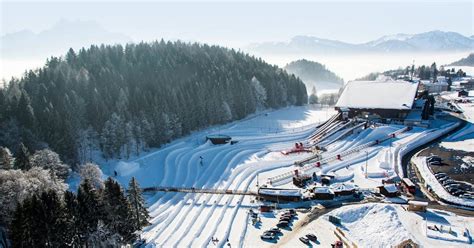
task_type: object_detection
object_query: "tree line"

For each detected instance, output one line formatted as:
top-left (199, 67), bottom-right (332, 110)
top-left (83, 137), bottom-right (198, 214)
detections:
top-left (0, 145), bottom-right (149, 247)
top-left (10, 177), bottom-right (148, 247)
top-left (0, 40), bottom-right (307, 164)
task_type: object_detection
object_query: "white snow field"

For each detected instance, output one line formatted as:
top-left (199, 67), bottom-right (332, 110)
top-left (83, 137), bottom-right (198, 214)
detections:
top-left (278, 203), bottom-right (474, 248)
top-left (102, 105), bottom-right (469, 247)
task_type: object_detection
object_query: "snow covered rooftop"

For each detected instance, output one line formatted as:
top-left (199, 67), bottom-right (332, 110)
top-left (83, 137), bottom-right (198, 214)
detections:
top-left (313, 187), bottom-right (335, 194)
top-left (408, 200), bottom-right (428, 206)
top-left (331, 183), bottom-right (357, 192)
top-left (336, 80), bottom-right (419, 110)
top-left (258, 188), bottom-right (302, 197)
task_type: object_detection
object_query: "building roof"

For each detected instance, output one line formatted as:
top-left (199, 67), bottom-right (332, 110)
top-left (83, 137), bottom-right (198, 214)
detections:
top-left (408, 200), bottom-right (428, 206)
top-left (382, 184), bottom-right (399, 193)
top-left (331, 183), bottom-right (357, 192)
top-left (335, 80), bottom-right (419, 110)
top-left (313, 186), bottom-right (335, 194)
top-left (258, 188), bottom-right (302, 197)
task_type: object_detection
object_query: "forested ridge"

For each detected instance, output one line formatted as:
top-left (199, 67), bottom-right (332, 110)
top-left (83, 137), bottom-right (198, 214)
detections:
top-left (0, 40), bottom-right (307, 163)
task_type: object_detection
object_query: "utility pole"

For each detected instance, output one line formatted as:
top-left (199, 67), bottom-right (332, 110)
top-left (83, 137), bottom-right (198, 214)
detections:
top-left (256, 173), bottom-right (259, 188)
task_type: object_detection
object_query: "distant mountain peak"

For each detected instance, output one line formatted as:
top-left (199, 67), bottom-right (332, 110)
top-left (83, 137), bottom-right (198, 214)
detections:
top-left (248, 30), bottom-right (474, 54)
top-left (1, 19), bottom-right (132, 59)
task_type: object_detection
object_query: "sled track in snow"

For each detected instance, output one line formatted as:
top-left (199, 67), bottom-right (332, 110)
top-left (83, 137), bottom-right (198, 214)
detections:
top-left (135, 108), bottom-right (412, 247)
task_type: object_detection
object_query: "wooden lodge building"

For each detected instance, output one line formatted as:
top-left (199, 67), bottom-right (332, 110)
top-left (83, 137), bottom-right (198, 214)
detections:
top-left (335, 80), bottom-right (420, 121)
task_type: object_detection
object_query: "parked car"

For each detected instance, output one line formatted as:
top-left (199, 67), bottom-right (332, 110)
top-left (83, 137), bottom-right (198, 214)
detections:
top-left (435, 174), bottom-right (448, 180)
top-left (281, 212), bottom-right (295, 217)
top-left (438, 177), bottom-right (451, 184)
top-left (306, 234), bottom-right (317, 241)
top-left (299, 237), bottom-right (310, 244)
top-left (446, 186), bottom-right (460, 194)
top-left (434, 172), bottom-right (447, 176)
top-left (288, 209), bottom-right (296, 215)
top-left (332, 240), bottom-right (343, 248)
top-left (277, 221), bottom-right (289, 228)
top-left (260, 232), bottom-right (275, 240)
top-left (461, 193), bottom-right (474, 199)
top-left (429, 161), bottom-right (443, 166)
top-left (268, 227), bottom-right (282, 234)
top-left (427, 156), bottom-right (442, 163)
top-left (451, 189), bottom-right (464, 196)
top-left (442, 179), bottom-right (456, 185)
top-left (280, 217), bottom-right (292, 222)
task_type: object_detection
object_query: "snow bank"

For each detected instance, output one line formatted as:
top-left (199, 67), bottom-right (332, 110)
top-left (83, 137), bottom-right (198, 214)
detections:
top-left (330, 203), bottom-right (415, 247)
top-left (411, 156), bottom-right (474, 207)
top-left (440, 139), bottom-right (474, 152)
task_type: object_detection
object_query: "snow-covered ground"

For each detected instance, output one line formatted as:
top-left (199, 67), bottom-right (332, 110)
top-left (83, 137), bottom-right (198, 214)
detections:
top-left (441, 139), bottom-right (474, 152)
top-left (91, 103), bottom-right (470, 247)
top-left (279, 203), bottom-right (473, 247)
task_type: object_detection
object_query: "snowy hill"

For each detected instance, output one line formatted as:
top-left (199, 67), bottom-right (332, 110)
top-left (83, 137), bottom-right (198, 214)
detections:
top-left (248, 30), bottom-right (474, 54)
top-left (284, 59), bottom-right (344, 93)
top-left (448, 53), bottom-right (474, 66)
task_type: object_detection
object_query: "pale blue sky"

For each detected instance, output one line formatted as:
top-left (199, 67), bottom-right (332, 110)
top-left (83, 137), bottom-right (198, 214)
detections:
top-left (1, 1), bottom-right (473, 47)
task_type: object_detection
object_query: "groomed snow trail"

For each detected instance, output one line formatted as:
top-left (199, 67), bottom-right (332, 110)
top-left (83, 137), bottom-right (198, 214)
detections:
top-left (112, 106), bottom-right (336, 247)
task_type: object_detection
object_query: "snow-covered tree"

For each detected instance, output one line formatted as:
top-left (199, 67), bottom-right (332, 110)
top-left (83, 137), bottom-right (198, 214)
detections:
top-left (127, 177), bottom-right (150, 230)
top-left (77, 127), bottom-right (99, 165)
top-left (308, 86), bottom-right (318, 104)
top-left (0, 146), bottom-right (13, 170)
top-left (79, 163), bottom-right (104, 190)
top-left (30, 149), bottom-right (71, 179)
top-left (0, 167), bottom-right (68, 226)
top-left (77, 178), bottom-right (104, 244)
top-left (86, 220), bottom-right (121, 247)
top-left (103, 177), bottom-right (135, 242)
top-left (124, 122), bottom-right (134, 159)
top-left (221, 101), bottom-right (233, 122)
top-left (14, 143), bottom-right (31, 170)
top-left (251, 76), bottom-right (267, 110)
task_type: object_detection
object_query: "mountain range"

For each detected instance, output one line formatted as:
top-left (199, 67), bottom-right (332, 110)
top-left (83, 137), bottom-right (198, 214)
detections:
top-left (1, 19), bottom-right (132, 59)
top-left (247, 31), bottom-right (474, 55)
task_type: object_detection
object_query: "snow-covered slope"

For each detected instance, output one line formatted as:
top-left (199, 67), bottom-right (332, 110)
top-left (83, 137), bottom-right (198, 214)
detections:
top-left (102, 104), bottom-right (469, 247)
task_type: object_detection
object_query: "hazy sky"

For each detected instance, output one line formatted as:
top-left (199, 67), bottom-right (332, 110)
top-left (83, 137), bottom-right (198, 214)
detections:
top-left (1, 0), bottom-right (473, 47)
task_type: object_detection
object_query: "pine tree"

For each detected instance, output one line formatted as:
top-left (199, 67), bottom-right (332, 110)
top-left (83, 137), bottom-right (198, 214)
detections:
top-left (127, 177), bottom-right (150, 231)
top-left (0, 146), bottom-right (13, 169)
top-left (11, 198), bottom-right (34, 248)
top-left (77, 179), bottom-right (104, 244)
top-left (14, 143), bottom-right (31, 170)
top-left (37, 190), bottom-right (66, 247)
top-left (63, 191), bottom-right (80, 247)
top-left (103, 177), bottom-right (135, 242)
top-left (16, 90), bottom-right (35, 129)
top-left (308, 86), bottom-right (318, 104)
